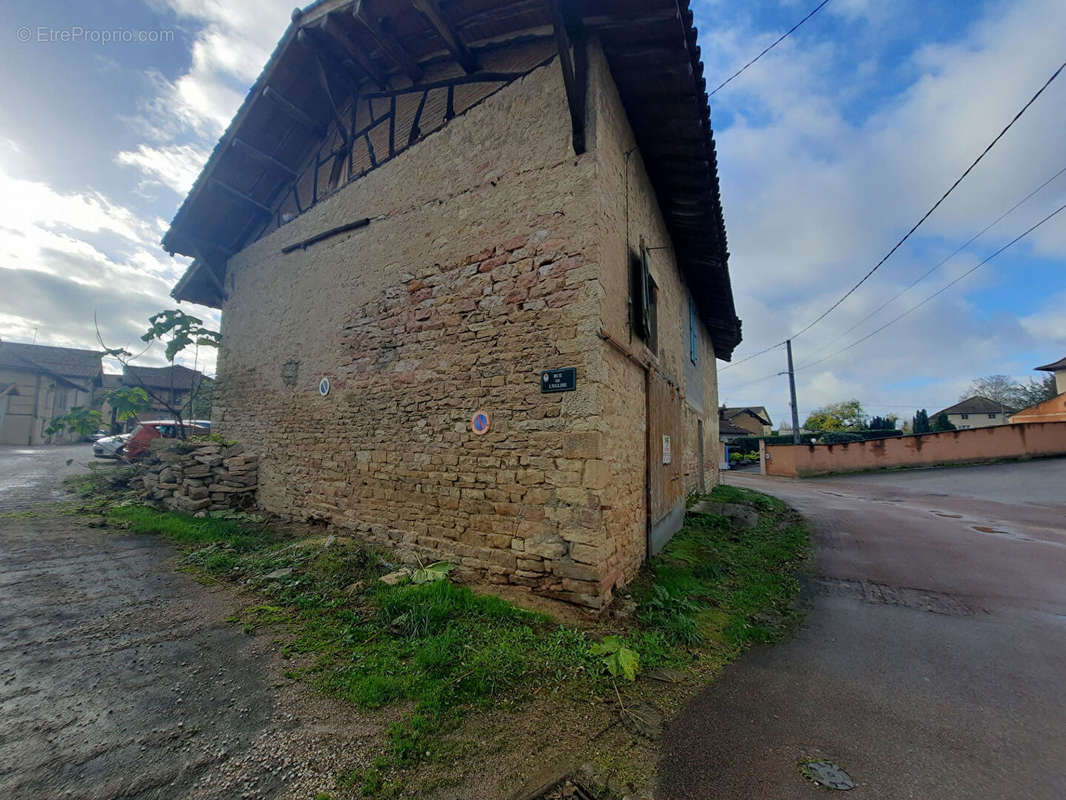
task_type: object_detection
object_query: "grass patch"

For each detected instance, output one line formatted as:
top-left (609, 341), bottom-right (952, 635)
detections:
top-left (78, 484), bottom-right (807, 796)
top-left (629, 484), bottom-right (809, 651)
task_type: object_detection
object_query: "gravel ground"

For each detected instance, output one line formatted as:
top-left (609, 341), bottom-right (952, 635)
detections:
top-left (0, 445), bottom-right (382, 799)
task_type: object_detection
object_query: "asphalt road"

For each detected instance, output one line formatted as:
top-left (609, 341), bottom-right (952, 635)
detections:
top-left (0, 445), bottom-right (278, 799)
top-left (658, 460), bottom-right (1066, 799)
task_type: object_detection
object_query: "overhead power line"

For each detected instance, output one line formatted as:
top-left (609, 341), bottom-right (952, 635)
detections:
top-left (797, 201), bottom-right (1066, 373)
top-left (818, 163), bottom-right (1066, 348)
top-left (709, 0), bottom-right (833, 97)
top-left (789, 59), bottom-right (1066, 341)
top-left (723, 58), bottom-right (1066, 367)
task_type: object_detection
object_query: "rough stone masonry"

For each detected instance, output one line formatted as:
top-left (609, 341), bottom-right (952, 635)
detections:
top-left (136, 439), bottom-right (259, 514)
top-left (165, 13), bottom-right (738, 611)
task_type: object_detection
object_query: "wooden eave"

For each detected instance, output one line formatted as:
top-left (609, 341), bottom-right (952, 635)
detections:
top-left (165, 0), bottom-right (741, 358)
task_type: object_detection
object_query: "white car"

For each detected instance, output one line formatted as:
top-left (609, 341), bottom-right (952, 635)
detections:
top-left (92, 433), bottom-right (131, 459)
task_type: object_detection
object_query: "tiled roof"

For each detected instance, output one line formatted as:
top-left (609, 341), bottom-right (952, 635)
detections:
top-left (0, 341), bottom-right (103, 386)
top-left (1035, 356), bottom-right (1066, 372)
top-left (934, 396), bottom-right (1017, 416)
top-left (721, 406), bottom-right (772, 425)
top-left (123, 365), bottom-right (205, 391)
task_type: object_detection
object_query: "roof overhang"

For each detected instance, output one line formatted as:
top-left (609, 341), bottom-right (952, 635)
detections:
top-left (165, 0), bottom-right (742, 358)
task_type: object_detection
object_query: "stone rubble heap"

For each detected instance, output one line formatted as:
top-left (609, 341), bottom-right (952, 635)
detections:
top-left (136, 439), bottom-right (258, 513)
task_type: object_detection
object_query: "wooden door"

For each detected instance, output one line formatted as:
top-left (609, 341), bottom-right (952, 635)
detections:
top-left (647, 372), bottom-right (684, 555)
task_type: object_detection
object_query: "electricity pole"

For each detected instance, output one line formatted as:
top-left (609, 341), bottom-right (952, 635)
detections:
top-left (786, 339), bottom-right (800, 444)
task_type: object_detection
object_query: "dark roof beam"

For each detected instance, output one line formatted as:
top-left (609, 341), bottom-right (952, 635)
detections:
top-left (317, 14), bottom-right (388, 88)
top-left (548, 0), bottom-right (587, 155)
top-left (210, 178), bottom-right (274, 217)
top-left (230, 138), bottom-right (298, 179)
top-left (354, 0), bottom-right (423, 82)
top-left (412, 0), bottom-right (477, 73)
top-left (262, 86), bottom-right (328, 138)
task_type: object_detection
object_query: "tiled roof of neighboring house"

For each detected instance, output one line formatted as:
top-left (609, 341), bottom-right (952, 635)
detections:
top-left (721, 406), bottom-right (772, 426)
top-left (1035, 356), bottom-right (1066, 372)
top-left (934, 396), bottom-right (1017, 416)
top-left (101, 373), bottom-right (123, 389)
top-left (719, 418), bottom-right (751, 436)
top-left (0, 341), bottom-right (103, 390)
top-left (123, 365), bottom-right (205, 392)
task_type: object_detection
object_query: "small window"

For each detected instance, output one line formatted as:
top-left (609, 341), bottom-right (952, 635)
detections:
top-left (988, 413), bottom-right (996, 419)
top-left (689, 299), bottom-right (699, 365)
top-left (630, 241), bottom-right (658, 352)
top-left (960, 413), bottom-right (969, 420)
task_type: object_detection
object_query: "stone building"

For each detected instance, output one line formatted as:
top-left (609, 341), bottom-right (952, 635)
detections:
top-left (0, 341), bottom-right (103, 445)
top-left (164, 0), bottom-right (741, 609)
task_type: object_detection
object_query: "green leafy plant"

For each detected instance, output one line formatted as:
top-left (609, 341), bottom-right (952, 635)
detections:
top-left (590, 635), bottom-right (640, 681)
top-left (141, 309), bottom-right (222, 361)
top-left (411, 561), bottom-right (454, 584)
top-left (45, 406), bottom-right (102, 438)
top-left (106, 386), bottom-right (151, 423)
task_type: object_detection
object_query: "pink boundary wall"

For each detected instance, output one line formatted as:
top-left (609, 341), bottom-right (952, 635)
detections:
top-left (761, 422), bottom-right (1066, 477)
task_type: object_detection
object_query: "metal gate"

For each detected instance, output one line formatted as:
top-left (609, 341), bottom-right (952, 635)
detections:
top-left (647, 371), bottom-right (684, 555)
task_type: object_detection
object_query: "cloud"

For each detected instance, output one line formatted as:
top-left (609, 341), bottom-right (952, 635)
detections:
top-left (115, 142), bottom-right (210, 195)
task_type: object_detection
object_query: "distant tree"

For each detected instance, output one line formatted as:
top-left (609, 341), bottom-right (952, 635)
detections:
top-left (912, 409), bottom-right (931, 434)
top-left (932, 412), bottom-right (956, 432)
top-left (868, 415), bottom-right (899, 431)
top-left (1014, 375), bottom-right (1058, 408)
top-left (804, 400), bottom-right (866, 432)
top-left (962, 375), bottom-right (1018, 407)
top-left (45, 407), bottom-right (102, 440)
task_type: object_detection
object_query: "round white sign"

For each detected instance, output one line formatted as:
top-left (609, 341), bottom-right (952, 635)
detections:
top-left (319, 377), bottom-right (331, 396)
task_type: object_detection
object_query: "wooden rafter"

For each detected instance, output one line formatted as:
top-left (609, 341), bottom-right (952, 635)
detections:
top-left (411, 0), bottom-right (476, 74)
top-left (230, 138), bottom-right (297, 178)
top-left (315, 14), bottom-right (387, 89)
top-left (362, 70), bottom-right (525, 99)
top-left (547, 0), bottom-right (587, 155)
top-left (210, 178), bottom-right (273, 217)
top-left (354, 0), bottom-right (423, 82)
top-left (262, 86), bottom-right (327, 137)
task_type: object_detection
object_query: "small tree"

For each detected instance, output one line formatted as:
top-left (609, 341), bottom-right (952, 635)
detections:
top-left (868, 415), bottom-right (898, 431)
top-left (931, 412), bottom-right (956, 432)
top-left (45, 407), bottom-right (103, 440)
top-left (912, 409), bottom-right (931, 434)
top-left (97, 309), bottom-right (220, 438)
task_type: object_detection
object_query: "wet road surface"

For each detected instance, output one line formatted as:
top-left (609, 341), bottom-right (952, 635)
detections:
top-left (0, 446), bottom-right (278, 799)
top-left (659, 460), bottom-right (1066, 799)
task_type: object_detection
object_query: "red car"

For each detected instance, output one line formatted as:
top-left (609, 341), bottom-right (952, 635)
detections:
top-left (122, 419), bottom-right (211, 459)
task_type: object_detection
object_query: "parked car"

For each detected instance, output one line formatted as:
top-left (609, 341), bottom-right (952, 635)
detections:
top-left (92, 433), bottom-right (131, 459)
top-left (123, 419), bottom-right (211, 459)
top-left (90, 428), bottom-right (110, 441)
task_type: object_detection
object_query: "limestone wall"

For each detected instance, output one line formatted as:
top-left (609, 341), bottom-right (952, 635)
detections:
top-left (213, 42), bottom-right (725, 608)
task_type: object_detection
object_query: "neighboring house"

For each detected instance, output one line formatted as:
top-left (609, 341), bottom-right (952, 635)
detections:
top-left (122, 365), bottom-right (207, 417)
top-left (933, 396), bottom-right (1016, 430)
top-left (162, 1), bottom-right (742, 610)
top-left (720, 406), bottom-right (773, 437)
top-left (718, 417), bottom-right (751, 443)
top-left (0, 340), bottom-right (103, 445)
top-left (1009, 356), bottom-right (1066, 424)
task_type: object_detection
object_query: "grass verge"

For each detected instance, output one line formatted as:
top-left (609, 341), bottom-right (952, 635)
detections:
top-left (98, 483), bottom-right (808, 797)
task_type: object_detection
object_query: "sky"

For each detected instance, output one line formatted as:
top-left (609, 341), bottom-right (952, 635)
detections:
top-left (0, 0), bottom-right (1064, 424)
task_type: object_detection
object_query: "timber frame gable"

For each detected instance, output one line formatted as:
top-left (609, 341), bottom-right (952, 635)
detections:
top-left (164, 0), bottom-right (742, 359)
